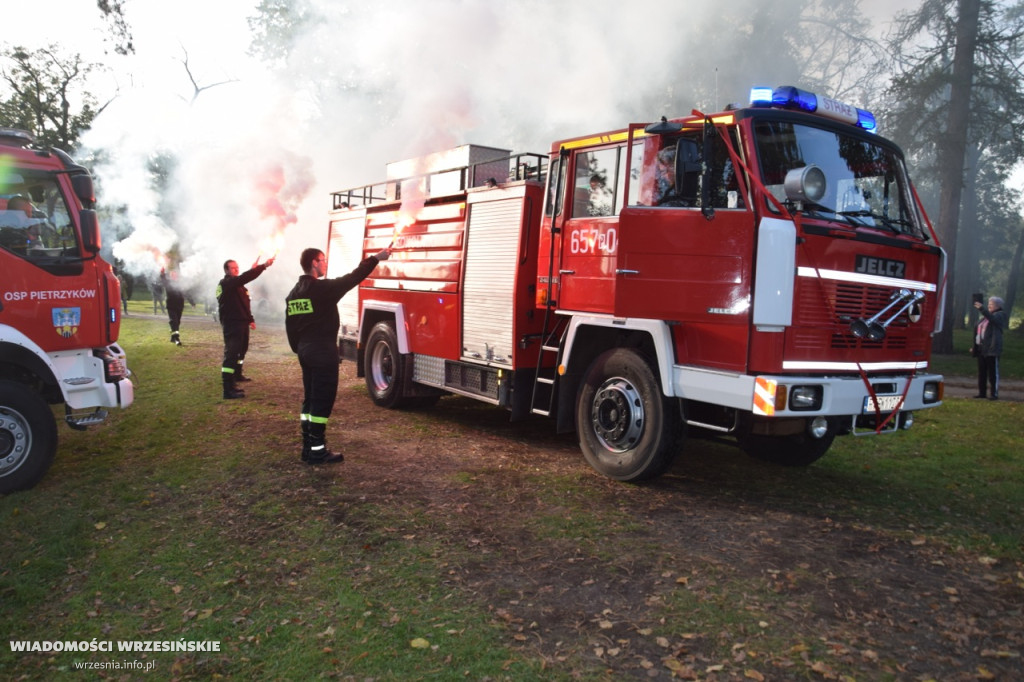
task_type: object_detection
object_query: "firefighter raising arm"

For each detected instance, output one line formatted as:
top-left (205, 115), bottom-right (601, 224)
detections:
top-left (216, 256), bottom-right (274, 398)
top-left (285, 246), bottom-right (390, 464)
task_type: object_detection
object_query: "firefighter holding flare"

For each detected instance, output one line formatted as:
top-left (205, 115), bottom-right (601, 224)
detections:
top-left (217, 257), bottom-right (275, 399)
top-left (285, 245), bottom-right (391, 465)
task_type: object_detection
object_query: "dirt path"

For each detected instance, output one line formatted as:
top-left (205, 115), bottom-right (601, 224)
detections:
top-left (295, 364), bottom-right (1024, 680)
top-left (942, 374), bottom-right (1024, 401)
top-left (162, 313), bottom-right (1023, 678)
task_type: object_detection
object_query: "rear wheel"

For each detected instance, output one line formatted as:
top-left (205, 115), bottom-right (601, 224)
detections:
top-left (0, 381), bottom-right (58, 494)
top-left (576, 349), bottom-right (682, 481)
top-left (364, 321), bottom-right (410, 408)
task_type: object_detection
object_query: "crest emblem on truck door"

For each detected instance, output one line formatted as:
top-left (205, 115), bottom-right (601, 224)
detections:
top-left (52, 307), bottom-right (81, 338)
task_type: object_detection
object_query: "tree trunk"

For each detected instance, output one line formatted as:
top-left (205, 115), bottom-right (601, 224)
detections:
top-left (1006, 226), bottom-right (1024, 332)
top-left (933, 0), bottom-right (981, 353)
top-left (955, 145), bottom-right (982, 330)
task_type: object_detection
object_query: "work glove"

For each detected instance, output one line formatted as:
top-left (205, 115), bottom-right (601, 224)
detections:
top-left (375, 249), bottom-right (391, 261)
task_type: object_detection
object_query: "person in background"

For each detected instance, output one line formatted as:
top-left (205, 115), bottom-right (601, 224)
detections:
top-left (161, 268), bottom-right (193, 346)
top-left (116, 271), bottom-right (129, 315)
top-left (217, 257), bottom-right (274, 399)
top-left (151, 275), bottom-right (165, 315)
top-left (971, 296), bottom-right (1008, 400)
top-left (285, 245), bottom-right (390, 464)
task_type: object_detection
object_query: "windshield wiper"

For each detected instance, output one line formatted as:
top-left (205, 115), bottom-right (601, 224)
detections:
top-left (797, 204), bottom-right (865, 229)
top-left (838, 209), bottom-right (908, 235)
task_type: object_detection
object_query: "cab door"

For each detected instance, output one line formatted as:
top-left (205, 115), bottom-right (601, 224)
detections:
top-left (555, 144), bottom-right (636, 314)
top-left (612, 131), bottom-right (756, 372)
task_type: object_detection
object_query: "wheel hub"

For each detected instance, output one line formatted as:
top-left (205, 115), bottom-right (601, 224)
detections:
top-left (370, 343), bottom-right (394, 392)
top-left (591, 379), bottom-right (644, 452)
top-left (0, 409), bottom-right (30, 476)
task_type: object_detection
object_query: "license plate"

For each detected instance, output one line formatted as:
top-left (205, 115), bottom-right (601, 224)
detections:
top-left (863, 395), bottom-right (904, 413)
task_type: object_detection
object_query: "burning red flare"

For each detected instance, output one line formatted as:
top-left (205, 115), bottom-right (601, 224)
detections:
top-left (251, 158), bottom-right (313, 262)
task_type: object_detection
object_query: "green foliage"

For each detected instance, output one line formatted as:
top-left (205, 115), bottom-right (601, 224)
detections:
top-left (96, 0), bottom-right (135, 56)
top-left (0, 45), bottom-right (103, 150)
top-left (247, 0), bottom-right (319, 64)
top-left (881, 0), bottom-right (1024, 326)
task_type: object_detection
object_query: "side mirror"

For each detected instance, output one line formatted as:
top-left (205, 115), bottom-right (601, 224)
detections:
top-left (81, 209), bottom-right (101, 253)
top-left (71, 174), bottom-right (95, 209)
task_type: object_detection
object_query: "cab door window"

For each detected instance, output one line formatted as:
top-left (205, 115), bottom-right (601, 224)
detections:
top-left (573, 148), bottom-right (618, 218)
top-left (634, 132), bottom-right (745, 210)
top-left (0, 175), bottom-right (80, 265)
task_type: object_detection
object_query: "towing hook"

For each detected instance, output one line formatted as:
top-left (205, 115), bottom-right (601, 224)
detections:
top-left (849, 288), bottom-right (918, 341)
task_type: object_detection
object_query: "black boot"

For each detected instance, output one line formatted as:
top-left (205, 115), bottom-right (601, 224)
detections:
top-left (305, 442), bottom-right (343, 465)
top-left (305, 423), bottom-right (342, 464)
top-left (235, 361), bottom-right (251, 382)
top-left (171, 330), bottom-right (182, 346)
top-left (222, 374), bottom-right (245, 399)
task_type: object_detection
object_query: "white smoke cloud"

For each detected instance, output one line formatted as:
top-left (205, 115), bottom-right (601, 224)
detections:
top-left (70, 0), bottom-right (889, 306)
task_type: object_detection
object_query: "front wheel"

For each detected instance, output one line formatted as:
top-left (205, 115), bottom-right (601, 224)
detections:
top-left (576, 349), bottom-right (682, 481)
top-left (0, 381), bottom-right (58, 494)
top-left (364, 321), bottom-right (410, 408)
top-left (738, 419), bottom-right (836, 467)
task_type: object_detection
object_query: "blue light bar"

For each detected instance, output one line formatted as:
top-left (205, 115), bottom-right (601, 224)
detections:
top-left (749, 85), bottom-right (877, 132)
top-left (856, 108), bottom-right (877, 132)
top-left (774, 86), bottom-right (817, 113)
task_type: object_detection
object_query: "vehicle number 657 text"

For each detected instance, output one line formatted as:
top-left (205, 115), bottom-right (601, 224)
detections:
top-left (569, 227), bottom-right (617, 255)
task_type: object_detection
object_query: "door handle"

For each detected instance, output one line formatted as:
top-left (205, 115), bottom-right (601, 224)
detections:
top-left (615, 269), bottom-right (639, 275)
top-left (559, 269), bottom-right (575, 275)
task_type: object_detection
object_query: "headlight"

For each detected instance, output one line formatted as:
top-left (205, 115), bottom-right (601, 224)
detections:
top-left (789, 385), bottom-right (823, 411)
top-left (922, 381), bottom-right (942, 403)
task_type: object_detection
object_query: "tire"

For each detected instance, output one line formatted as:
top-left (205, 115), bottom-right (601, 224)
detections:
top-left (364, 321), bottom-right (410, 409)
top-left (738, 422), bottom-right (836, 467)
top-left (0, 381), bottom-right (58, 494)
top-left (576, 349), bottom-right (682, 481)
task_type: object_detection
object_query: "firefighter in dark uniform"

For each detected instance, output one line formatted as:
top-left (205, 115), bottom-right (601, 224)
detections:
top-left (161, 268), bottom-right (193, 346)
top-left (217, 257), bottom-right (274, 399)
top-left (285, 246), bottom-right (390, 464)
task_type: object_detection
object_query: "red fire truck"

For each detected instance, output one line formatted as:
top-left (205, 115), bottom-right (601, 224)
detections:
top-left (0, 128), bottom-right (133, 493)
top-left (327, 86), bottom-right (945, 481)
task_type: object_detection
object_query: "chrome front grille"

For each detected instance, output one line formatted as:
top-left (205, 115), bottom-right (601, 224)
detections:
top-left (793, 281), bottom-right (929, 353)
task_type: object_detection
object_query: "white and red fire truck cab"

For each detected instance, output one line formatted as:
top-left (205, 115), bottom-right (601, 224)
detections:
top-left (328, 87), bottom-right (945, 481)
top-left (0, 128), bottom-right (133, 493)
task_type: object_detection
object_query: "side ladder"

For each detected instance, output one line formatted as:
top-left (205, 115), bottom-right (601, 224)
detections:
top-left (530, 147), bottom-right (569, 418)
top-left (529, 311), bottom-right (568, 417)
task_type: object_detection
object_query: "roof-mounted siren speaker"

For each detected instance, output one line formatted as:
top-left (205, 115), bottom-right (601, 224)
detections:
top-left (784, 165), bottom-right (827, 206)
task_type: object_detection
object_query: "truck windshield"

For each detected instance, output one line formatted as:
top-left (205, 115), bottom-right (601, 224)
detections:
top-left (754, 120), bottom-right (927, 240)
top-left (0, 171), bottom-right (80, 263)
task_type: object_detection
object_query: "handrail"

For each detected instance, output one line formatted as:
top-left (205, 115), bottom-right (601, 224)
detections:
top-left (331, 152), bottom-right (547, 210)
